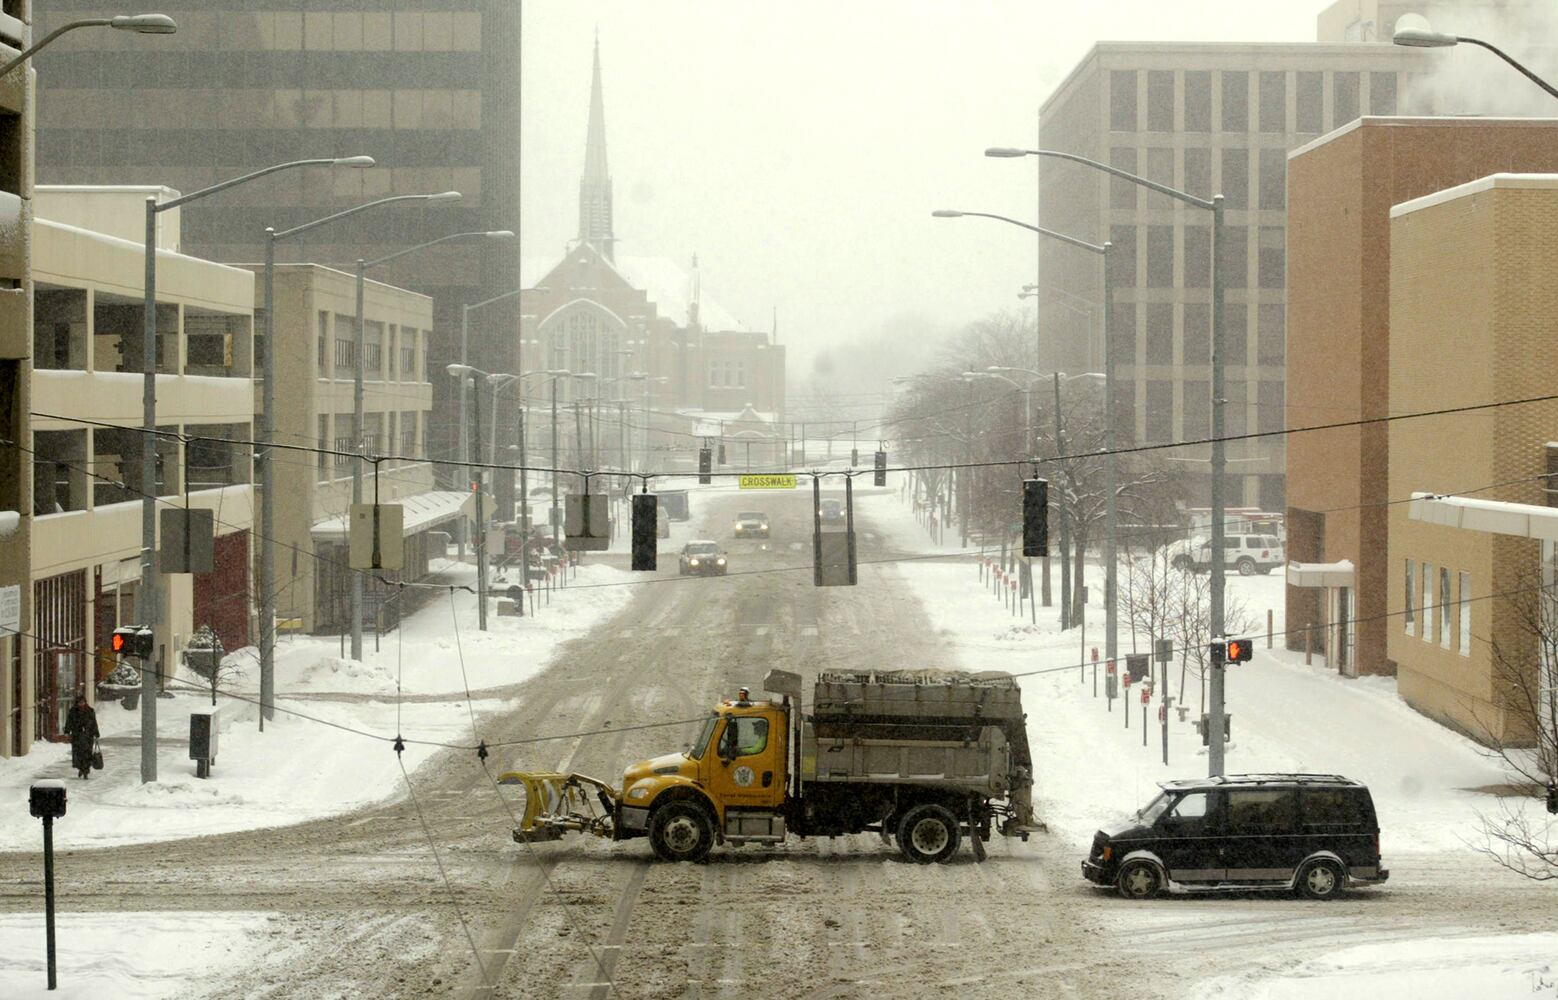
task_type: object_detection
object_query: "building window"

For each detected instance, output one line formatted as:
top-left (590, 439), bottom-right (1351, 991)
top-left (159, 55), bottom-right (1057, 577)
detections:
top-left (1221, 226), bottom-right (1249, 292)
top-left (1258, 148), bottom-right (1286, 211)
top-left (401, 329), bottom-right (417, 380)
top-left (1110, 70), bottom-right (1137, 131)
top-left (1257, 304), bottom-right (1285, 366)
top-left (1182, 379), bottom-right (1209, 440)
top-left (1110, 147), bottom-right (1138, 209)
top-left (1147, 71), bottom-right (1174, 131)
top-left (1145, 302), bottom-right (1173, 363)
top-left (1225, 304), bottom-right (1248, 365)
top-left (401, 412), bottom-right (418, 458)
top-left (1258, 226), bottom-right (1285, 289)
top-left (1184, 147), bottom-right (1211, 198)
top-left (1109, 303), bottom-right (1136, 365)
top-left (1221, 71), bottom-right (1249, 132)
top-left (1296, 71), bottom-right (1323, 133)
top-left (1185, 71), bottom-right (1211, 132)
top-left (1334, 71), bottom-right (1360, 128)
top-left (1404, 559), bottom-right (1415, 636)
top-left (1370, 72), bottom-right (1397, 115)
top-left (1145, 380), bottom-right (1172, 443)
top-left (1220, 148), bottom-right (1248, 210)
top-left (1183, 303), bottom-right (1209, 363)
top-left (1184, 225), bottom-right (1210, 289)
top-left (1421, 561), bottom-right (1432, 642)
top-left (1258, 71), bottom-right (1286, 133)
top-left (1257, 380), bottom-right (1283, 435)
top-left (1439, 567), bottom-right (1452, 649)
top-left (317, 311), bottom-right (329, 375)
top-left (1146, 226), bottom-right (1174, 288)
top-left (1109, 225), bottom-right (1137, 288)
top-left (317, 414), bottom-right (329, 481)
top-left (1458, 571), bottom-right (1471, 656)
top-left (735, 361), bottom-right (746, 388)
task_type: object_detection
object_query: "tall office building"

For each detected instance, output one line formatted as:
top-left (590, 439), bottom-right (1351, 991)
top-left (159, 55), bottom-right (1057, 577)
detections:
top-left (1037, 41), bottom-right (1423, 509)
top-left (30, 3), bottom-right (520, 471)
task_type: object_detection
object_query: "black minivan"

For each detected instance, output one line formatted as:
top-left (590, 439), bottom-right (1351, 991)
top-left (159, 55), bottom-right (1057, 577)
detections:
top-left (1081, 774), bottom-right (1388, 900)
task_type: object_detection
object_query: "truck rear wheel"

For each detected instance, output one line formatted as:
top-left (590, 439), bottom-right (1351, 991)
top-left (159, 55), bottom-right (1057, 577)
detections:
top-left (649, 801), bottom-right (714, 863)
top-left (896, 804), bottom-right (961, 864)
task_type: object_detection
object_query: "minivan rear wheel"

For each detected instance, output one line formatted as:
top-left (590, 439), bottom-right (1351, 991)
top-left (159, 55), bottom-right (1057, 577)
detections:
top-left (1116, 859), bottom-right (1162, 900)
top-left (1296, 859), bottom-right (1345, 900)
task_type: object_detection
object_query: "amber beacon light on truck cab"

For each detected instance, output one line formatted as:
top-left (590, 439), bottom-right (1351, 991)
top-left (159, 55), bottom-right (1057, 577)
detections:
top-left (499, 669), bottom-right (1045, 863)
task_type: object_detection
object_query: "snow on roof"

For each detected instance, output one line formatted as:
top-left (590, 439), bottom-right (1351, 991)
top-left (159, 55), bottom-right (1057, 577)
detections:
top-left (1390, 173), bottom-right (1558, 219)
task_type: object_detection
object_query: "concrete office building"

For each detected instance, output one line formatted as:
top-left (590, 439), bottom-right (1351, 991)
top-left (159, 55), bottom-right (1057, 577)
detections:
top-left (30, 2), bottom-right (521, 478)
top-left (251, 263), bottom-right (469, 636)
top-left (1387, 174), bottom-right (1558, 744)
top-left (0, 12), bottom-right (34, 759)
top-left (1037, 41), bottom-right (1423, 509)
top-left (1284, 117), bottom-right (1558, 677)
top-left (27, 185), bottom-right (256, 744)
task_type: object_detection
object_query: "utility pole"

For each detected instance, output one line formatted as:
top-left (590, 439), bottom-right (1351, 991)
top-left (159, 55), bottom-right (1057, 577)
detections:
top-left (1208, 195), bottom-right (1230, 777)
top-left (349, 258), bottom-right (367, 660)
top-left (1054, 372), bottom-right (1071, 628)
top-left (470, 374), bottom-right (488, 631)
top-left (550, 379), bottom-right (560, 539)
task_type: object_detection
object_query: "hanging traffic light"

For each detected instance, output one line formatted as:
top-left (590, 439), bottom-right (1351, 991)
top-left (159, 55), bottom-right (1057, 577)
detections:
top-left (873, 450), bottom-right (887, 487)
top-left (111, 626), bottom-right (154, 660)
top-left (630, 494), bottom-right (657, 571)
top-left (698, 448), bottom-right (712, 484)
top-left (1547, 780), bottom-right (1557, 815)
top-left (1022, 478), bottom-right (1048, 557)
top-left (1226, 638), bottom-right (1253, 663)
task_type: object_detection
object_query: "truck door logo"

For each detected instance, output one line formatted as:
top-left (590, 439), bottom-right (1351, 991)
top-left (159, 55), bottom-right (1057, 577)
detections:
top-left (733, 765), bottom-right (755, 788)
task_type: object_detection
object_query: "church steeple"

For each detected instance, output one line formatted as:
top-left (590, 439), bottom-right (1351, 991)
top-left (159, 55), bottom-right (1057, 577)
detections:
top-left (578, 32), bottom-right (615, 260)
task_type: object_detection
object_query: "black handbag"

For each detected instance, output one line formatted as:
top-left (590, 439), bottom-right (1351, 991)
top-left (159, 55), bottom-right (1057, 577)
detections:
top-left (91, 739), bottom-right (103, 771)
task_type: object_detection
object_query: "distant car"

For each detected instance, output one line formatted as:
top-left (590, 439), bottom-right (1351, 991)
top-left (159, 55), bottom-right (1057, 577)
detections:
top-left (733, 511), bottom-right (770, 538)
top-left (818, 498), bottom-right (845, 525)
top-left (678, 540), bottom-right (728, 576)
top-left (657, 504), bottom-right (672, 539)
top-left (1082, 774), bottom-right (1388, 901)
top-left (1172, 534), bottom-right (1285, 576)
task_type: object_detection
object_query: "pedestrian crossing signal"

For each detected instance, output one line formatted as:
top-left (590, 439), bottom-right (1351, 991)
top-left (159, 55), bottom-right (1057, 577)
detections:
top-left (1226, 638), bottom-right (1253, 663)
top-left (698, 448), bottom-right (712, 484)
top-left (111, 626), bottom-right (153, 660)
top-left (873, 450), bottom-right (887, 487)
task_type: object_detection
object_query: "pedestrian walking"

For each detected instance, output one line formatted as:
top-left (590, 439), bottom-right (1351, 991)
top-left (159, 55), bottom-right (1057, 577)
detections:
top-left (64, 693), bottom-right (100, 780)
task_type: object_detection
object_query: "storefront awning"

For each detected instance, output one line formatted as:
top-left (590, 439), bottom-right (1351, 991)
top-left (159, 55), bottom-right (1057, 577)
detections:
top-left (1286, 560), bottom-right (1355, 588)
top-left (1409, 492), bottom-right (1558, 541)
top-left (311, 490), bottom-right (473, 543)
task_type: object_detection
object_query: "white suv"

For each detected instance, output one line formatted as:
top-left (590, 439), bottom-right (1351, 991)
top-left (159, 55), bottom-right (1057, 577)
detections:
top-left (1172, 534), bottom-right (1285, 576)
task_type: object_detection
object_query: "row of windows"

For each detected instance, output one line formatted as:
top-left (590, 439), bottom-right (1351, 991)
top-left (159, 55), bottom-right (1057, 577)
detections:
top-left (317, 411), bottom-right (422, 480)
top-left (1403, 560), bottom-right (1473, 656)
top-left (1109, 146), bottom-right (1287, 209)
top-left (1109, 69), bottom-right (1397, 134)
top-left (1107, 224), bottom-right (1284, 290)
top-left (42, 88), bottom-right (482, 132)
top-left (1129, 379), bottom-right (1283, 444)
top-left (181, 11), bottom-right (484, 54)
top-left (1111, 302), bottom-right (1285, 367)
top-left (709, 361), bottom-right (747, 389)
top-left (317, 313), bottom-right (429, 382)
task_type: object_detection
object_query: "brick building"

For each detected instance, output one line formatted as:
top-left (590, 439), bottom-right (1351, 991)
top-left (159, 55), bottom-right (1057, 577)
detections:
top-left (1284, 118), bottom-right (1558, 677)
top-left (1386, 174), bottom-right (1558, 743)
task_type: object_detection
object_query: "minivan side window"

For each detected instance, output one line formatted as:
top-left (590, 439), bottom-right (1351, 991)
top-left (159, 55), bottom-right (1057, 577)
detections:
top-left (1163, 791), bottom-right (1212, 829)
top-left (1300, 788), bottom-right (1370, 829)
top-left (1227, 789), bottom-right (1299, 832)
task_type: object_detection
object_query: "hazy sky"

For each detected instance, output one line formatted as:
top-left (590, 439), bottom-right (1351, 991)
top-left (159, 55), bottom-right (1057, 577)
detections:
top-left (520, 1), bottom-right (1323, 372)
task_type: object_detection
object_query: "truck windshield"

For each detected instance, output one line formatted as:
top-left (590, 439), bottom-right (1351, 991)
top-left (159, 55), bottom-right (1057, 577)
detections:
top-left (686, 715), bottom-right (719, 760)
top-left (1137, 791), bottom-right (1172, 825)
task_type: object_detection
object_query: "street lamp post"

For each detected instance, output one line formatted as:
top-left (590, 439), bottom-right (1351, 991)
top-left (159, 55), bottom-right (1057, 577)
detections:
top-left (984, 147), bottom-right (1229, 775)
top-left (1393, 23), bottom-right (1558, 99)
top-left (934, 208), bottom-right (1117, 657)
top-left (456, 285), bottom-right (531, 556)
top-left (134, 154), bottom-right (372, 781)
top-left (347, 228), bottom-right (511, 656)
top-left (258, 189), bottom-right (458, 723)
top-left (0, 13), bottom-right (176, 77)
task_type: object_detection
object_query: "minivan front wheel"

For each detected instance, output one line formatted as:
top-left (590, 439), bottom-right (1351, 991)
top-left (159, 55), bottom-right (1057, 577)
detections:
top-left (1116, 859), bottom-right (1162, 900)
top-left (1237, 557), bottom-right (1257, 576)
top-left (1296, 859), bottom-right (1345, 900)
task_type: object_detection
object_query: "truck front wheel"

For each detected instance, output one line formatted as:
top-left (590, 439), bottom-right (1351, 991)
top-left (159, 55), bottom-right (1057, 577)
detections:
top-left (649, 801), bottom-right (714, 863)
top-left (896, 804), bottom-right (961, 864)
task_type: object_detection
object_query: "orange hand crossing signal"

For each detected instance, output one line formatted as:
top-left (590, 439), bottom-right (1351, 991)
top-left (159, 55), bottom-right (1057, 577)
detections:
top-left (1226, 638), bottom-right (1253, 663)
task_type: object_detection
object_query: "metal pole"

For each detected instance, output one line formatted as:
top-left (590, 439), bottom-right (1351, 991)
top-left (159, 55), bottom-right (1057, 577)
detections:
top-left (42, 814), bottom-right (55, 991)
top-left (551, 379), bottom-right (560, 537)
top-left (473, 376), bottom-right (488, 631)
top-left (349, 260), bottom-right (366, 660)
top-left (139, 197), bottom-right (158, 782)
top-left (259, 231), bottom-right (276, 727)
top-left (457, 305), bottom-right (469, 560)
top-left (1103, 242), bottom-right (1119, 673)
top-left (1055, 372), bottom-right (1071, 629)
top-left (1208, 195), bottom-right (1229, 777)
top-left (518, 406), bottom-right (528, 617)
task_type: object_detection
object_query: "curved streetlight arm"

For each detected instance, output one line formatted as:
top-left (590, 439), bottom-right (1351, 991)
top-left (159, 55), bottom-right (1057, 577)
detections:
top-left (0, 16), bottom-right (172, 77)
top-left (365, 229), bottom-right (505, 270)
top-left (161, 156), bottom-right (371, 213)
top-left (988, 147), bottom-right (1216, 210)
top-left (1457, 36), bottom-right (1558, 99)
top-left (273, 192), bottom-right (457, 242)
top-left (934, 209), bottom-right (1106, 255)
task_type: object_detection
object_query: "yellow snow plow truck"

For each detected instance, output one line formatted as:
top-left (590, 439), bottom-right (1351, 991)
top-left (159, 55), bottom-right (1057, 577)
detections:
top-left (498, 669), bottom-right (1042, 863)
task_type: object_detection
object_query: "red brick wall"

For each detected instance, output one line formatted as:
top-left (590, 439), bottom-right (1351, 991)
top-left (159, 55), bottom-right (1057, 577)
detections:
top-left (194, 531), bottom-right (249, 651)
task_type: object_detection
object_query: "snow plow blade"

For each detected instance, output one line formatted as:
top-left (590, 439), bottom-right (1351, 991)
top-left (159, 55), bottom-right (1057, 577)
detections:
top-left (495, 770), bottom-right (619, 842)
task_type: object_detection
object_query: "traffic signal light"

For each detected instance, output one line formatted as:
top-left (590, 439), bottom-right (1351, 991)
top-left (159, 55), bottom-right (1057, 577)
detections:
top-left (873, 450), bottom-right (887, 487)
top-left (1547, 780), bottom-right (1557, 815)
top-left (631, 494), bottom-right (657, 571)
top-left (111, 626), bottom-right (153, 660)
top-left (1022, 478), bottom-right (1048, 557)
top-left (698, 448), bottom-right (712, 484)
top-left (1226, 638), bottom-right (1253, 663)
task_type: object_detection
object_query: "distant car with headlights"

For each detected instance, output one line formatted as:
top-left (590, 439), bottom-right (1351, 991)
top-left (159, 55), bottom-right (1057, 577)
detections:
top-left (818, 498), bottom-right (845, 525)
top-left (733, 511), bottom-right (770, 538)
top-left (678, 540), bottom-right (728, 576)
